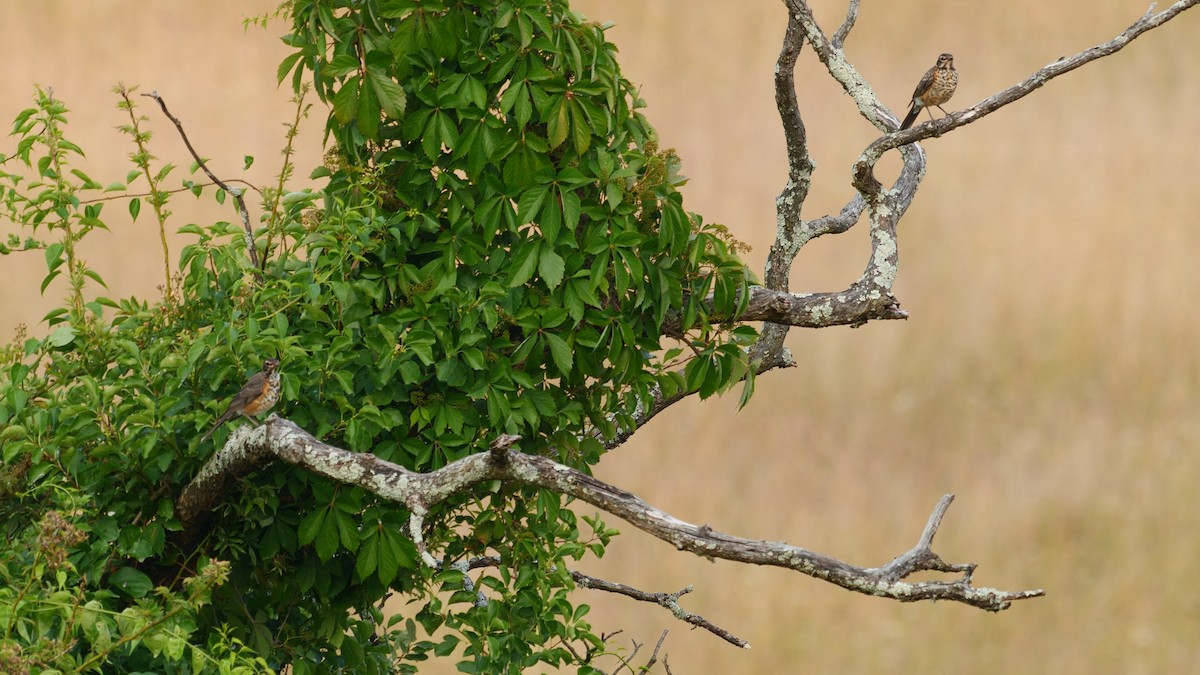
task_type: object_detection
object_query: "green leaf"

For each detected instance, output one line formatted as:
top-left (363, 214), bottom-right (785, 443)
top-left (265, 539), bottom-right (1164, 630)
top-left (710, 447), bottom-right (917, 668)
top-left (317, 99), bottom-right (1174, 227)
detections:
top-left (39, 269), bottom-right (61, 295)
top-left (378, 530), bottom-right (404, 586)
top-left (332, 76), bottom-right (360, 125)
top-left (298, 508), bottom-right (326, 546)
top-left (368, 70), bottom-right (407, 118)
top-left (357, 77), bottom-right (381, 140)
top-left (356, 535), bottom-right (378, 580)
top-left (276, 51), bottom-right (303, 84)
top-left (109, 567), bottom-right (153, 598)
top-left (570, 95), bottom-right (592, 155)
top-left (545, 333), bottom-right (573, 374)
top-left (46, 325), bottom-right (77, 348)
top-left (315, 512), bottom-right (340, 561)
top-left (516, 186), bottom-right (549, 225)
top-left (43, 242), bottom-right (64, 271)
top-left (507, 240), bottom-right (540, 287)
top-left (538, 247), bottom-right (565, 289)
top-left (335, 508), bottom-right (359, 551)
top-left (546, 97), bottom-right (569, 149)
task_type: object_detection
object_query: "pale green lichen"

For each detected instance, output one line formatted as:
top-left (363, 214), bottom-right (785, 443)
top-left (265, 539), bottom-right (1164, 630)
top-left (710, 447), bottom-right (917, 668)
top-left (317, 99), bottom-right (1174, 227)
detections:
top-left (870, 230), bottom-right (898, 287)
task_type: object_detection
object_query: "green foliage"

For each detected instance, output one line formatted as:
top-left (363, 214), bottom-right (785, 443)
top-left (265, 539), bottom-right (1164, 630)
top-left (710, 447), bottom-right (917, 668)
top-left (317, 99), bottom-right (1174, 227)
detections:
top-left (0, 507), bottom-right (269, 673)
top-left (0, 0), bottom-right (755, 671)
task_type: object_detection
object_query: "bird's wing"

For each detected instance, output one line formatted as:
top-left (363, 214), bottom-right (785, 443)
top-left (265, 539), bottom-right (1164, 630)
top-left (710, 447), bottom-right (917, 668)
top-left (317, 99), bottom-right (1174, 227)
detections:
top-left (910, 66), bottom-right (936, 101)
top-left (232, 372), bottom-right (267, 406)
top-left (201, 371), bottom-right (268, 440)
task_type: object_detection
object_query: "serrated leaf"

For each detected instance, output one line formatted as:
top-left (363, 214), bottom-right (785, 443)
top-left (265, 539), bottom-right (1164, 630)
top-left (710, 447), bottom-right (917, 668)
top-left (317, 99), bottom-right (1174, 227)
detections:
top-left (357, 80), bottom-right (381, 140)
top-left (507, 241), bottom-right (540, 287)
top-left (332, 76), bottom-right (360, 124)
top-left (570, 99), bottom-right (591, 155)
top-left (276, 52), bottom-right (303, 84)
top-left (737, 368), bottom-right (756, 410)
top-left (516, 186), bottom-right (549, 225)
top-left (538, 247), bottom-right (564, 289)
top-left (298, 508), bottom-right (326, 546)
top-left (314, 514), bottom-right (339, 561)
top-left (545, 332), bottom-right (573, 374)
top-left (368, 70), bottom-right (407, 118)
top-left (378, 531), bottom-right (401, 586)
top-left (546, 97), bottom-right (568, 149)
top-left (335, 508), bottom-right (358, 551)
top-left (356, 535), bottom-right (378, 580)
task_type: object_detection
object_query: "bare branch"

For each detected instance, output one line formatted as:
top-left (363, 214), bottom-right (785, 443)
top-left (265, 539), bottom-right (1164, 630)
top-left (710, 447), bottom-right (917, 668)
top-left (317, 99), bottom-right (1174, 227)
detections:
top-left (643, 630), bottom-right (670, 671)
top-left (607, 1), bottom-right (1197, 459)
top-left (142, 91), bottom-right (260, 268)
top-left (867, 494), bottom-right (973, 581)
top-left (753, 1), bottom-right (925, 372)
top-left (749, 0), bottom-right (1195, 362)
top-left (180, 417), bottom-right (1045, 613)
top-left (831, 0), bottom-right (860, 48)
top-left (457, 556), bottom-right (748, 647)
top-left (858, 0), bottom-right (1200, 192)
top-left (755, 11), bottom-right (811, 367)
top-left (572, 573), bottom-right (747, 648)
top-left (601, 382), bottom-right (686, 450)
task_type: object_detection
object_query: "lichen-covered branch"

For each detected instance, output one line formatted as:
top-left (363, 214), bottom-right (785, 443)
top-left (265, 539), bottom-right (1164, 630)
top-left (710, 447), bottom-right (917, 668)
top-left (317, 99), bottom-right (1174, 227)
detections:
top-left (752, 0), bottom-right (926, 372)
top-left (855, 0), bottom-right (1200, 193)
top-left (179, 417), bottom-right (1044, 613)
top-left (757, 0), bottom-right (1197, 339)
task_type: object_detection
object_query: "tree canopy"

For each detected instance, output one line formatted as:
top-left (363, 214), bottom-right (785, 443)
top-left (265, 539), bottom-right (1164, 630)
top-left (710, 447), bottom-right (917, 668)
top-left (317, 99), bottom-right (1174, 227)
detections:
top-left (0, 1), bottom-right (754, 672)
top-left (4, 0), bottom-right (1191, 671)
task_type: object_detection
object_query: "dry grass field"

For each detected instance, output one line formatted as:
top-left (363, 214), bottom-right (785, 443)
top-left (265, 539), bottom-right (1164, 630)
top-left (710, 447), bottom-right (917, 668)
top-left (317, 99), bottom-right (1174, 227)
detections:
top-left (3, 1), bottom-right (1199, 672)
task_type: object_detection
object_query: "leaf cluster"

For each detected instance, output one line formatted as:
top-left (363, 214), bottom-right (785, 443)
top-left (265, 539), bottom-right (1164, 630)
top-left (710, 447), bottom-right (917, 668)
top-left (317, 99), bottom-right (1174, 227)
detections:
top-left (0, 0), bottom-right (756, 671)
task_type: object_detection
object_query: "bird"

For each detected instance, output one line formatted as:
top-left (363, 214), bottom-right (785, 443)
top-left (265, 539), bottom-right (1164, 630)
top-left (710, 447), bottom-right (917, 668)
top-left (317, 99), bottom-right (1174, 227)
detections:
top-left (899, 53), bottom-right (958, 130)
top-left (200, 358), bottom-right (282, 442)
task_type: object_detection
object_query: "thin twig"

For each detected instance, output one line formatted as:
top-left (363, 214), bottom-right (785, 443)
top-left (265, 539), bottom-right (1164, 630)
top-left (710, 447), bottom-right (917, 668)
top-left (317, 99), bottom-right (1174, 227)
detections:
top-left (572, 573), bottom-right (748, 648)
top-left (831, 0), bottom-right (860, 48)
top-left (643, 630), bottom-right (669, 670)
top-left (446, 555), bottom-right (747, 647)
top-left (260, 86), bottom-right (310, 270)
top-left (77, 179), bottom-right (261, 206)
top-left (141, 91), bottom-right (259, 268)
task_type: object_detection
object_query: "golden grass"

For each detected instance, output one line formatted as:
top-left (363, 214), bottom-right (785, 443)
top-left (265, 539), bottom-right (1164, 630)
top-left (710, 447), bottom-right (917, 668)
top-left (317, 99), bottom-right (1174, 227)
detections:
top-left (4, 1), bottom-right (1200, 672)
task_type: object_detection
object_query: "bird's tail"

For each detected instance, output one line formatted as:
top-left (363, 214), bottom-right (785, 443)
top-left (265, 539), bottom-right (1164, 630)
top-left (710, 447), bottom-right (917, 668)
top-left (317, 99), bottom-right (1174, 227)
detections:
top-left (899, 105), bottom-right (920, 130)
top-left (200, 417), bottom-right (225, 442)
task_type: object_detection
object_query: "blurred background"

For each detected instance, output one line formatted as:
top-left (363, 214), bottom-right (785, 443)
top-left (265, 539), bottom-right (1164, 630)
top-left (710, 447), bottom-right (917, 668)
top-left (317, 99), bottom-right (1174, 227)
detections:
top-left (3, 1), bottom-right (1198, 672)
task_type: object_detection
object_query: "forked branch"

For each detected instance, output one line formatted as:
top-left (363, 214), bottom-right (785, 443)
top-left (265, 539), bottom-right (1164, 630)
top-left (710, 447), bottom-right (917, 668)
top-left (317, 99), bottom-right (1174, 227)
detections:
top-left (770, 0), bottom-right (1198, 325)
top-left (179, 418), bottom-right (1044, 613)
top-left (857, 0), bottom-right (1200, 193)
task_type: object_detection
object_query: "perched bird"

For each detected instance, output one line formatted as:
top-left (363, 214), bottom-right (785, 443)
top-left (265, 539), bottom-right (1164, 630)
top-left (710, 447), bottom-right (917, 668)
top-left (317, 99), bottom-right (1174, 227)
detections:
top-left (900, 53), bottom-right (958, 130)
top-left (200, 358), bottom-right (282, 441)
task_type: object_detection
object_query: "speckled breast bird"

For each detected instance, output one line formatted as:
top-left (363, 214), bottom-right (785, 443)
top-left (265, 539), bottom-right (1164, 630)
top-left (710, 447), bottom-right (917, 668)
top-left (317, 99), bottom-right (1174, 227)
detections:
top-left (200, 358), bottom-right (281, 441)
top-left (900, 53), bottom-right (958, 130)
